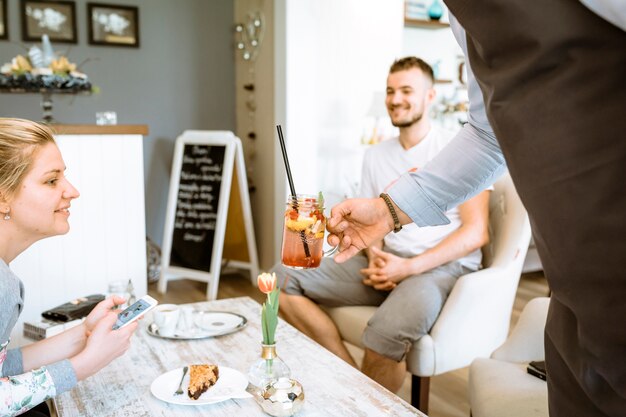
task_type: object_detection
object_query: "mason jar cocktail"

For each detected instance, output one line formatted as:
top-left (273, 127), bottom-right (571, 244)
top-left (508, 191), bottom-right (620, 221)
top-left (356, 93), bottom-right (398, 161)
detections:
top-left (281, 194), bottom-right (336, 269)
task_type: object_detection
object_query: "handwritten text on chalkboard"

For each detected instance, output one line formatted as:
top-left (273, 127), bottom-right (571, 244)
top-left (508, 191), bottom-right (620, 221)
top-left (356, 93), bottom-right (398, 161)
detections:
top-left (170, 144), bottom-right (226, 272)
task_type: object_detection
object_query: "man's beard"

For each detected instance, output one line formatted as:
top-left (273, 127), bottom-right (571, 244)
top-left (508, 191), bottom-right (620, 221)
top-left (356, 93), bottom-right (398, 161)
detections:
top-left (391, 111), bottom-right (423, 128)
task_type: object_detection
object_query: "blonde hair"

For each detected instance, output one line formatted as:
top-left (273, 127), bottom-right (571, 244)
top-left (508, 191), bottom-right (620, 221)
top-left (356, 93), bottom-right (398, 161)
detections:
top-left (0, 118), bottom-right (56, 200)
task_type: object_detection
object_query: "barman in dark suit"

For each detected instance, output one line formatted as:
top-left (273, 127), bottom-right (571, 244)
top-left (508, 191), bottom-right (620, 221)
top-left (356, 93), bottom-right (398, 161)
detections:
top-left (327, 2), bottom-right (626, 416)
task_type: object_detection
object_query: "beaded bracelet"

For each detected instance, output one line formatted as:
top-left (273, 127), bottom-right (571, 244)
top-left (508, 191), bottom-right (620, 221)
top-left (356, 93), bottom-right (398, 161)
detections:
top-left (379, 193), bottom-right (402, 233)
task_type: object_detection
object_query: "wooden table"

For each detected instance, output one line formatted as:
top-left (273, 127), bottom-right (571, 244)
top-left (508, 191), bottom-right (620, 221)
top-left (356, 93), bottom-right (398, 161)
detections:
top-left (53, 297), bottom-right (425, 416)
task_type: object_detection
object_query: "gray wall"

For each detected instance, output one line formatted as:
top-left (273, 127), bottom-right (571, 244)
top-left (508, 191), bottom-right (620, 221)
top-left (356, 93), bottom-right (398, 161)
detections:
top-left (0, 0), bottom-right (236, 247)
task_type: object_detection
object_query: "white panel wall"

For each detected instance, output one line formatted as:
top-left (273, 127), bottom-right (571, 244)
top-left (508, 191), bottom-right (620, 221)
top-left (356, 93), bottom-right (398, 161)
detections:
top-left (9, 134), bottom-right (147, 347)
top-left (402, 24), bottom-right (462, 85)
top-left (283, 0), bottom-right (405, 208)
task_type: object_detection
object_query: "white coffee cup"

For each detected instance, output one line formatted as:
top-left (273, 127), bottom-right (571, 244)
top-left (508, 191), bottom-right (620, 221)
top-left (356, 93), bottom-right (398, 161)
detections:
top-left (153, 304), bottom-right (180, 337)
top-left (178, 306), bottom-right (195, 333)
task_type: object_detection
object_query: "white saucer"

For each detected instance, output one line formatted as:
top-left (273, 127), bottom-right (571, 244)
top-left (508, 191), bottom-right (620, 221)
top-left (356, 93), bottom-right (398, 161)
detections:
top-left (195, 311), bottom-right (245, 332)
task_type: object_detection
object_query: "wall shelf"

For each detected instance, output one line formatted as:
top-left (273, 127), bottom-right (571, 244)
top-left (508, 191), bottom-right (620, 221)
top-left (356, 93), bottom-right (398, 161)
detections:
top-left (404, 18), bottom-right (450, 29)
top-left (435, 79), bottom-right (452, 84)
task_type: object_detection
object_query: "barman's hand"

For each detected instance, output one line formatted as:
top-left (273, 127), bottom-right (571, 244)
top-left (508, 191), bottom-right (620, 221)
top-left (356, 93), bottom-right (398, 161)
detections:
top-left (327, 197), bottom-right (395, 263)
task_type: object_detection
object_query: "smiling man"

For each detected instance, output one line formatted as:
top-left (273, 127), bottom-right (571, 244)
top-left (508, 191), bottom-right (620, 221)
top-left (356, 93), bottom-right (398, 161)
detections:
top-left (271, 57), bottom-right (492, 393)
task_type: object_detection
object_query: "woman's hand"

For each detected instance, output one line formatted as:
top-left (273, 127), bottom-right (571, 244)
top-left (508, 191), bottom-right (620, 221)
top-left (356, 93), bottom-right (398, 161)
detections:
top-left (20, 296), bottom-right (131, 372)
top-left (83, 296), bottom-right (127, 334)
top-left (70, 312), bottom-right (137, 380)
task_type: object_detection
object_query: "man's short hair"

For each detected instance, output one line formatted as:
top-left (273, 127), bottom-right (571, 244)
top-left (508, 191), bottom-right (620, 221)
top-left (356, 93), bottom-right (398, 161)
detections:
top-left (389, 57), bottom-right (435, 85)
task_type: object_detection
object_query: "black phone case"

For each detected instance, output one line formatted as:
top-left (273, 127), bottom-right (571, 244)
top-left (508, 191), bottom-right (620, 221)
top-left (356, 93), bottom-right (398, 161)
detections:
top-left (527, 361), bottom-right (547, 381)
top-left (42, 294), bottom-right (105, 322)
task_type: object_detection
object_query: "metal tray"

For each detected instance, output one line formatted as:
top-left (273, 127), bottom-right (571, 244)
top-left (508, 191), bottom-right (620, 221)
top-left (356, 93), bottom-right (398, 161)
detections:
top-left (146, 310), bottom-right (247, 340)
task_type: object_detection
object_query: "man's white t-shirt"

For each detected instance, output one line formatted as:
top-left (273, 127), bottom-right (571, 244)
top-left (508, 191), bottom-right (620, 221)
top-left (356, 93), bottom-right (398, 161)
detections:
top-left (360, 126), bottom-right (486, 270)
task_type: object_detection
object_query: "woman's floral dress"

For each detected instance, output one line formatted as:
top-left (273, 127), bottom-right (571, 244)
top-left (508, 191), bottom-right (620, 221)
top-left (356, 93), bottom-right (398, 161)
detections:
top-left (1, 339), bottom-right (57, 416)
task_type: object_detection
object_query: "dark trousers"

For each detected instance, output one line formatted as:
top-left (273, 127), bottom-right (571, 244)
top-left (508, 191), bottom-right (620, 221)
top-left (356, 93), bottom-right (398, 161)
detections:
top-left (21, 402), bottom-right (51, 417)
top-left (443, 0), bottom-right (626, 415)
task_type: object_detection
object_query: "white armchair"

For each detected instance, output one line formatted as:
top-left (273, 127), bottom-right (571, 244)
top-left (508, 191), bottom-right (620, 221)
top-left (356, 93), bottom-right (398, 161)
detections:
top-left (469, 297), bottom-right (550, 417)
top-left (323, 172), bottom-right (532, 412)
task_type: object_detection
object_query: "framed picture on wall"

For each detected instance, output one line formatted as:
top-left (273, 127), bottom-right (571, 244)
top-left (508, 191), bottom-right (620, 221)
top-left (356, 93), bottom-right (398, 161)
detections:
top-left (21, 0), bottom-right (77, 43)
top-left (1, 0), bottom-right (8, 40)
top-left (87, 3), bottom-right (139, 47)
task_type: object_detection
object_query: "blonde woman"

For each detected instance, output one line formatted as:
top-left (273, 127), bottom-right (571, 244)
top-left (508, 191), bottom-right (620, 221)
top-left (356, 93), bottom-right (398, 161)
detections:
top-left (0, 118), bottom-right (138, 416)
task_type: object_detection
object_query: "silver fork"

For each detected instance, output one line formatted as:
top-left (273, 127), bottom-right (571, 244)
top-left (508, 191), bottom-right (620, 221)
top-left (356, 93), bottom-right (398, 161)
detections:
top-left (174, 366), bottom-right (189, 396)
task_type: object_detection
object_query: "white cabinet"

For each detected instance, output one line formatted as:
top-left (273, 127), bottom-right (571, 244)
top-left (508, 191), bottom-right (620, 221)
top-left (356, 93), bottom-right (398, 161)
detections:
top-left (9, 125), bottom-right (148, 347)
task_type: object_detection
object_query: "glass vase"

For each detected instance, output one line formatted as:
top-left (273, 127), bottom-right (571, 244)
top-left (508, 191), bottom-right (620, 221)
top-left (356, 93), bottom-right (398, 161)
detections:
top-left (428, 0), bottom-right (444, 21)
top-left (248, 343), bottom-right (291, 389)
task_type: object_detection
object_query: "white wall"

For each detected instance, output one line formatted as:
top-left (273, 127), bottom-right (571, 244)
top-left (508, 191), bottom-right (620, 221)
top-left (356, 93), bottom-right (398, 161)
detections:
top-left (402, 23), bottom-right (462, 83)
top-left (402, 8), bottom-right (467, 131)
top-left (283, 0), bottom-right (405, 210)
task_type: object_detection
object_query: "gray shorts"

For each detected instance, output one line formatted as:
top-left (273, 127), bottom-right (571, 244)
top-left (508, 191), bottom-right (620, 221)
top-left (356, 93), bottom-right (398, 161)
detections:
top-left (271, 254), bottom-right (473, 361)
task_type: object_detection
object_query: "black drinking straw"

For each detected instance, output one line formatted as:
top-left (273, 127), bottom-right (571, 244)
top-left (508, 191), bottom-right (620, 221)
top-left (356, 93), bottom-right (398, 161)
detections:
top-left (277, 125), bottom-right (311, 258)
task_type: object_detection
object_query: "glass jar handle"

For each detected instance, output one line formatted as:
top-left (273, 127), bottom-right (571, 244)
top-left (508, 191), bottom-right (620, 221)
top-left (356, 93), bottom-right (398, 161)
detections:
top-left (322, 235), bottom-right (338, 258)
top-left (323, 245), bottom-right (337, 257)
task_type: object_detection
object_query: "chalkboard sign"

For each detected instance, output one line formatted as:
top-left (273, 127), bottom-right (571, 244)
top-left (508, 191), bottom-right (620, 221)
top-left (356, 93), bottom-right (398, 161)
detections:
top-left (169, 143), bottom-right (226, 273)
top-left (158, 131), bottom-right (258, 300)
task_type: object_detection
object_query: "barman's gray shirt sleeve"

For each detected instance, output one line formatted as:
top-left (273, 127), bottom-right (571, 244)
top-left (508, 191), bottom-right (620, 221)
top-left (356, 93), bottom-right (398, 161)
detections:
top-left (387, 14), bottom-right (507, 226)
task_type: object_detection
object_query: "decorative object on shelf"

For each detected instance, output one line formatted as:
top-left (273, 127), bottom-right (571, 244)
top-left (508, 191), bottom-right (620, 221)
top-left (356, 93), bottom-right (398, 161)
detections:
top-left (404, 0), bottom-right (429, 20)
top-left (432, 59), bottom-right (441, 80)
top-left (432, 87), bottom-right (469, 129)
top-left (248, 273), bottom-right (291, 389)
top-left (234, 11), bottom-right (265, 62)
top-left (21, 0), bottom-right (77, 43)
top-left (87, 3), bottom-right (139, 48)
top-left (404, 17), bottom-right (450, 29)
top-left (427, 0), bottom-right (444, 21)
top-left (0, 35), bottom-right (94, 122)
top-left (234, 8), bottom-right (265, 193)
top-left (1, 0), bottom-right (8, 40)
top-left (95, 110), bottom-right (117, 125)
top-left (258, 378), bottom-right (305, 417)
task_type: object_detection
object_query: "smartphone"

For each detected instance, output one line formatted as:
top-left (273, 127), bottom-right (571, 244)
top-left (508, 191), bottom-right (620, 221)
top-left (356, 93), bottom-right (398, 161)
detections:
top-left (527, 360), bottom-right (547, 381)
top-left (112, 295), bottom-right (159, 330)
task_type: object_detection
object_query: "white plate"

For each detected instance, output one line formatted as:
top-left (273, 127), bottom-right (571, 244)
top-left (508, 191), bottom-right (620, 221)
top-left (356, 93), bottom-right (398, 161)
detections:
top-left (195, 311), bottom-right (244, 332)
top-left (150, 366), bottom-right (252, 405)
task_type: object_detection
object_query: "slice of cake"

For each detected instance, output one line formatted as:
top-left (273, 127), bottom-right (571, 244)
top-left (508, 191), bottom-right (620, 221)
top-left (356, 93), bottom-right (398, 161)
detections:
top-left (187, 364), bottom-right (219, 400)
